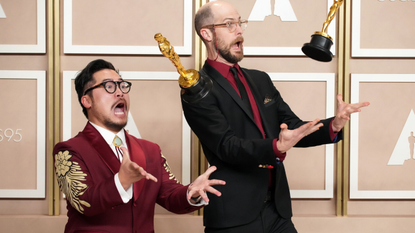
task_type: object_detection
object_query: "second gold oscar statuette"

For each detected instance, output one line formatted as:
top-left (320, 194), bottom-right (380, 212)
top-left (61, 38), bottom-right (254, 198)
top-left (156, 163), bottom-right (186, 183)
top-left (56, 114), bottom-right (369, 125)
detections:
top-left (302, 0), bottom-right (344, 62)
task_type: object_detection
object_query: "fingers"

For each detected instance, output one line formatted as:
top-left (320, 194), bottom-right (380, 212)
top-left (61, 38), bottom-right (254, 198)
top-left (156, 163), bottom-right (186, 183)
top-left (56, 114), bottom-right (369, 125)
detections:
top-left (304, 119), bottom-right (323, 131)
top-left (205, 180), bottom-right (226, 196)
top-left (209, 179), bottom-right (226, 187)
top-left (145, 172), bottom-right (158, 183)
top-left (293, 119), bottom-right (323, 138)
top-left (200, 191), bottom-right (210, 203)
top-left (338, 93), bottom-right (370, 110)
top-left (310, 123), bottom-right (324, 133)
top-left (198, 186), bottom-right (220, 203)
top-left (120, 147), bottom-right (158, 183)
top-left (352, 101), bottom-right (370, 110)
top-left (202, 165), bottom-right (217, 177)
top-left (337, 94), bottom-right (344, 105)
top-left (187, 166), bottom-right (226, 201)
top-left (205, 187), bottom-right (222, 197)
top-left (341, 102), bottom-right (370, 119)
top-left (187, 188), bottom-right (204, 200)
top-left (362, 101), bottom-right (370, 107)
top-left (120, 147), bottom-right (131, 162)
top-left (187, 180), bottom-right (225, 202)
top-left (309, 118), bottom-right (322, 127)
top-left (134, 164), bottom-right (158, 183)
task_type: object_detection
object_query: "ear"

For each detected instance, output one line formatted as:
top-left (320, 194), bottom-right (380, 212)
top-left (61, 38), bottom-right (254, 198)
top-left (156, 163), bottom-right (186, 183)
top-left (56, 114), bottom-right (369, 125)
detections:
top-left (81, 95), bottom-right (92, 110)
top-left (200, 28), bottom-right (213, 42)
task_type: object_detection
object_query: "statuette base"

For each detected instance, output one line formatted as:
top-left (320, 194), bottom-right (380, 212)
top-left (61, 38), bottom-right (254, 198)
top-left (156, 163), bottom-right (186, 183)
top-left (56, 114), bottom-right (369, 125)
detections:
top-left (302, 33), bottom-right (333, 62)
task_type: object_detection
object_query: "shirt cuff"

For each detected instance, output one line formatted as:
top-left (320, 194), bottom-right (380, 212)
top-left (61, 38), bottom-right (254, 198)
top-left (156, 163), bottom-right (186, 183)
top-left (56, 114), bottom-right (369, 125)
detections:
top-left (329, 118), bottom-right (339, 142)
top-left (273, 138), bottom-right (286, 162)
top-left (114, 173), bottom-right (133, 203)
top-left (186, 185), bottom-right (208, 206)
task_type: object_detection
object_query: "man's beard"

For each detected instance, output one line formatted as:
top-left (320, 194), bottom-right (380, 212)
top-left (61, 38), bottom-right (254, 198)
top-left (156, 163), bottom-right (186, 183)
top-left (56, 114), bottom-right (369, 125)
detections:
top-left (104, 119), bottom-right (127, 133)
top-left (215, 37), bottom-right (244, 64)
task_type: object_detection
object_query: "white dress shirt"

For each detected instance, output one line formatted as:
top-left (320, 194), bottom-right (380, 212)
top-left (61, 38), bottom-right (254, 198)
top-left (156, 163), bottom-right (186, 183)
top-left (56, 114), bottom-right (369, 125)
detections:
top-left (89, 122), bottom-right (132, 203)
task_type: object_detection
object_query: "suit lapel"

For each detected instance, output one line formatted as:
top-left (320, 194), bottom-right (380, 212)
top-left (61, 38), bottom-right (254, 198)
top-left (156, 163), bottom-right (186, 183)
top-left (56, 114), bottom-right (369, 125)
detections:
top-left (241, 69), bottom-right (273, 138)
top-left (124, 132), bottom-right (147, 201)
top-left (82, 123), bottom-right (120, 174)
top-left (83, 123), bottom-right (148, 201)
top-left (203, 63), bottom-right (255, 121)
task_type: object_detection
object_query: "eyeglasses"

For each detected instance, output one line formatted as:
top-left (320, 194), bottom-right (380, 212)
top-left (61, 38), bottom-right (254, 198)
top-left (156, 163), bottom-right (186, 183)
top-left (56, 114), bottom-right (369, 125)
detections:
top-left (202, 20), bottom-right (248, 33)
top-left (83, 80), bottom-right (132, 95)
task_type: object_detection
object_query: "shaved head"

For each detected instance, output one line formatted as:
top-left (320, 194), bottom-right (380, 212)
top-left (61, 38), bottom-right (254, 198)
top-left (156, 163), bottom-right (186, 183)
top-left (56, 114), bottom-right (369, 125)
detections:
top-left (194, 2), bottom-right (214, 41)
top-left (195, 1), bottom-right (238, 42)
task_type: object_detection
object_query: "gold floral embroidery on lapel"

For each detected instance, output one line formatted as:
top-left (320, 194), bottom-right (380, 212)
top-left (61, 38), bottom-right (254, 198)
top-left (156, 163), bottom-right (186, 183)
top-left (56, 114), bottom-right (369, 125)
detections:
top-left (55, 150), bottom-right (91, 214)
top-left (161, 153), bottom-right (180, 183)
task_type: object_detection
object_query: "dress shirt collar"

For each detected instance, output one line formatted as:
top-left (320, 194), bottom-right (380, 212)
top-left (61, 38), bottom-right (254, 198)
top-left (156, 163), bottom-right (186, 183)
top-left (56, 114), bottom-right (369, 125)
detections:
top-left (89, 121), bottom-right (127, 149)
top-left (206, 58), bottom-right (243, 78)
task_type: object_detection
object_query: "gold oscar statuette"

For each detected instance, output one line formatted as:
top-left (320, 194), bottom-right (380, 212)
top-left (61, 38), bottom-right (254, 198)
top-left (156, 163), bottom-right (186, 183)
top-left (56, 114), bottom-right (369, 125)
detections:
top-left (154, 33), bottom-right (212, 103)
top-left (154, 33), bottom-right (199, 88)
top-left (302, 0), bottom-right (344, 62)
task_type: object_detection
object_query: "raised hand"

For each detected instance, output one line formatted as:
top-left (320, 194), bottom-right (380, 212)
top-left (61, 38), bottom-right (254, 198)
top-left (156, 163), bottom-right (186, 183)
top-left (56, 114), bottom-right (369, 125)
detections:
top-left (118, 147), bottom-right (157, 191)
top-left (276, 119), bottom-right (324, 154)
top-left (187, 166), bottom-right (226, 203)
top-left (332, 94), bottom-right (370, 132)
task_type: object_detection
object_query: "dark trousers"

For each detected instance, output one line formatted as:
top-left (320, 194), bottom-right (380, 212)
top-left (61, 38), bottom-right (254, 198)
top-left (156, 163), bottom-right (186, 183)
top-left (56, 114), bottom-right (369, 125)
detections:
top-left (205, 200), bottom-right (297, 233)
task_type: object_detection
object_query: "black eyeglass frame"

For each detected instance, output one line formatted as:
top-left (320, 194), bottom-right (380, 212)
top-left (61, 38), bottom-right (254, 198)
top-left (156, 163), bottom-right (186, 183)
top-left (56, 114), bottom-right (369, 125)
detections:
top-left (201, 19), bottom-right (248, 32)
top-left (83, 80), bottom-right (132, 95)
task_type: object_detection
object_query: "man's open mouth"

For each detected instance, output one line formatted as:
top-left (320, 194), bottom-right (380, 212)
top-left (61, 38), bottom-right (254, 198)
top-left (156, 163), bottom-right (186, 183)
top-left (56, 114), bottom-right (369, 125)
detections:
top-left (114, 102), bottom-right (125, 115)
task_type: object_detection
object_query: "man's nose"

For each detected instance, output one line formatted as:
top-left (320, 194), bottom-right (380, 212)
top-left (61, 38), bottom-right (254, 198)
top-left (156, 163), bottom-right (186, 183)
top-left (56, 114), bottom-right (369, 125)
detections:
top-left (114, 84), bottom-right (124, 97)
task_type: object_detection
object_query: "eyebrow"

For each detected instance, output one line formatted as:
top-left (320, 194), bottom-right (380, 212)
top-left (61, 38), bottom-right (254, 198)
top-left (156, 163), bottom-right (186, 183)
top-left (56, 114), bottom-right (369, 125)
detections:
top-left (222, 16), bottom-right (241, 22)
top-left (102, 78), bottom-right (124, 82)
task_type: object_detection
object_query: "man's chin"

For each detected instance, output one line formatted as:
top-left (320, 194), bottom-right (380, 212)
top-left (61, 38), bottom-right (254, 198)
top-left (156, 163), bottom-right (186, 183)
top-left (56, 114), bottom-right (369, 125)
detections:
top-left (231, 55), bottom-right (244, 63)
top-left (106, 121), bottom-right (127, 133)
top-left (223, 54), bottom-right (244, 64)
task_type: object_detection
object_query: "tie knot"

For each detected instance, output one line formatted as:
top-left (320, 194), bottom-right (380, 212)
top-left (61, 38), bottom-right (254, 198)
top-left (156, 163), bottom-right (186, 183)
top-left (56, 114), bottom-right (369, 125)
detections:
top-left (229, 67), bottom-right (238, 75)
top-left (113, 135), bottom-right (123, 148)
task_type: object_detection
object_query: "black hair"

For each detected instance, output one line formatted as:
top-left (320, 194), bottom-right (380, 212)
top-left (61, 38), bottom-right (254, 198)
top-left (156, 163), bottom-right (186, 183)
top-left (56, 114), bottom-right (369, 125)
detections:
top-left (74, 59), bottom-right (118, 118)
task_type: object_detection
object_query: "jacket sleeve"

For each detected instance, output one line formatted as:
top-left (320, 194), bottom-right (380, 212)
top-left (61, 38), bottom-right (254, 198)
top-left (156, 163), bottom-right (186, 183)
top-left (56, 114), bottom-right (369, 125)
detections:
top-left (53, 141), bottom-right (123, 217)
top-left (181, 69), bottom-right (340, 167)
top-left (250, 69), bottom-right (342, 148)
top-left (155, 152), bottom-right (201, 214)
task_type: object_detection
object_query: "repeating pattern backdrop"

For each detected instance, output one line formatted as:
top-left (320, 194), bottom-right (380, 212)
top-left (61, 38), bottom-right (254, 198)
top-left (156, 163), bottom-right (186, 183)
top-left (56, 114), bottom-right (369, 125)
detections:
top-left (0, 0), bottom-right (415, 232)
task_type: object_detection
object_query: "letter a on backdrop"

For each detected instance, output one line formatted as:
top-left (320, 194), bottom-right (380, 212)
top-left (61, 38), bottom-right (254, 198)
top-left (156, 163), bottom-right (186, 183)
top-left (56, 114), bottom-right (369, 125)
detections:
top-left (248, 0), bottom-right (297, 21)
top-left (0, 4), bottom-right (6, 18)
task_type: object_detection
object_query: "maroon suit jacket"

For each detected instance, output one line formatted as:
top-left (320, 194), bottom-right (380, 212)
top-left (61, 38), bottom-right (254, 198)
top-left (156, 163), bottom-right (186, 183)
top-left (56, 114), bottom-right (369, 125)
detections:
top-left (53, 122), bottom-right (200, 233)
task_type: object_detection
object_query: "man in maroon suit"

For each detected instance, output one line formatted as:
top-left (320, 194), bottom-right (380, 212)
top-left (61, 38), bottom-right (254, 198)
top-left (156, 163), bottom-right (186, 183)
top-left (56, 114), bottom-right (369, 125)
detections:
top-left (54, 59), bottom-right (225, 233)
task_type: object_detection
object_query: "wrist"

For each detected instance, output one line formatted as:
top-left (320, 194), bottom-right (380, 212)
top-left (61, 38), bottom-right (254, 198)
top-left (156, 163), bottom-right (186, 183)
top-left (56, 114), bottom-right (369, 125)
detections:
top-left (276, 139), bottom-right (286, 154)
top-left (331, 117), bottom-right (342, 133)
top-left (118, 173), bottom-right (132, 191)
top-left (190, 195), bottom-right (202, 203)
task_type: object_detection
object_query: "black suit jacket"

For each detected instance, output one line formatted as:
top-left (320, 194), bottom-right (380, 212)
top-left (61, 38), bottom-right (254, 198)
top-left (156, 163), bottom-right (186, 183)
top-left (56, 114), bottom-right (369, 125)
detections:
top-left (181, 62), bottom-right (342, 229)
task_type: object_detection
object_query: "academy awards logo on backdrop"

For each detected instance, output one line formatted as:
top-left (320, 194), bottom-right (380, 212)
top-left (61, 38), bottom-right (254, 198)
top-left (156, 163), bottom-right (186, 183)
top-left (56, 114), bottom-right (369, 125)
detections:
top-left (0, 4), bottom-right (6, 18)
top-left (248, 0), bottom-right (297, 21)
top-left (388, 109), bottom-right (415, 165)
